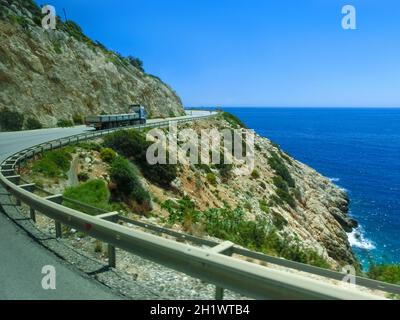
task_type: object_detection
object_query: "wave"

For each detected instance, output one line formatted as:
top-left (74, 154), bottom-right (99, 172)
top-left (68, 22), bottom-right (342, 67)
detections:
top-left (347, 227), bottom-right (376, 250)
top-left (328, 177), bottom-right (348, 192)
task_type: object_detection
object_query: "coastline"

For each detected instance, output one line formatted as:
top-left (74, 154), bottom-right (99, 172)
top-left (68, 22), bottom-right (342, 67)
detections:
top-left (204, 107), bottom-right (400, 267)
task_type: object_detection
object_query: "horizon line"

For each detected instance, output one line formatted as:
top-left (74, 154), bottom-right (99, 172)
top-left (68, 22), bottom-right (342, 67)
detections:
top-left (186, 106), bottom-right (400, 109)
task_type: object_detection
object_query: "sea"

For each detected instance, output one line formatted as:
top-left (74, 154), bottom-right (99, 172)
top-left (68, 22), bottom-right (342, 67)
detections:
top-left (196, 107), bottom-right (400, 269)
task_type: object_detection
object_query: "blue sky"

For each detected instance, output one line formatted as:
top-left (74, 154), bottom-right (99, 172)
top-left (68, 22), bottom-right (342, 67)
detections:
top-left (37, 0), bottom-right (400, 107)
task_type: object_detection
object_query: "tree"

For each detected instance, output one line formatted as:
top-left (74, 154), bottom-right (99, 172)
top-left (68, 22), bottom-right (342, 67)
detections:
top-left (0, 108), bottom-right (24, 131)
top-left (128, 56), bottom-right (144, 72)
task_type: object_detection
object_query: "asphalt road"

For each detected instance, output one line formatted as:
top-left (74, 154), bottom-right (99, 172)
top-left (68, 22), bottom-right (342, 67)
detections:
top-left (0, 110), bottom-right (213, 300)
top-left (0, 125), bottom-right (122, 300)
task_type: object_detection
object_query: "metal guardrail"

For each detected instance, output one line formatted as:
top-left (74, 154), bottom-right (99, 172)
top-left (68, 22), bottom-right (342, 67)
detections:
top-left (0, 114), bottom-right (396, 300)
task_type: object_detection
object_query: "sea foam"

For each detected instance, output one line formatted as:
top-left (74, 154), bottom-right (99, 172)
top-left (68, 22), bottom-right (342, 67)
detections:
top-left (347, 227), bottom-right (376, 250)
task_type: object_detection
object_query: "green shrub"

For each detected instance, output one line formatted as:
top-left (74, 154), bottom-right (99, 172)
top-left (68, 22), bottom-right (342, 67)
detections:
top-left (51, 39), bottom-right (62, 54)
top-left (271, 210), bottom-right (288, 230)
top-left (72, 114), bottom-right (84, 125)
top-left (280, 151), bottom-right (293, 164)
top-left (259, 200), bottom-right (269, 214)
top-left (100, 148), bottom-right (117, 163)
top-left (273, 176), bottom-right (289, 192)
top-left (25, 117), bottom-right (42, 130)
top-left (277, 242), bottom-right (330, 269)
top-left (268, 151), bottom-right (295, 188)
top-left (109, 156), bottom-right (150, 206)
top-left (73, 142), bottom-right (102, 152)
top-left (7, 13), bottom-right (29, 29)
top-left (244, 201), bottom-right (252, 211)
top-left (57, 119), bottom-right (74, 128)
top-left (215, 163), bottom-right (233, 181)
top-left (61, 20), bottom-right (94, 46)
top-left (95, 40), bottom-right (107, 51)
top-left (18, 0), bottom-right (42, 26)
top-left (368, 264), bottom-right (400, 285)
top-left (0, 108), bottom-right (24, 131)
top-left (162, 197), bottom-right (202, 225)
top-left (32, 149), bottom-right (72, 178)
top-left (128, 56), bottom-right (144, 72)
top-left (103, 129), bottom-right (178, 188)
top-left (272, 176), bottom-right (296, 208)
top-left (220, 112), bottom-right (247, 128)
top-left (277, 188), bottom-right (296, 209)
top-left (63, 179), bottom-right (111, 215)
top-left (268, 152), bottom-right (298, 208)
top-left (196, 164), bottom-right (213, 174)
top-left (251, 169), bottom-right (260, 179)
top-left (77, 172), bottom-right (90, 182)
top-left (271, 141), bottom-right (281, 150)
top-left (162, 197), bottom-right (329, 268)
top-left (206, 173), bottom-right (217, 185)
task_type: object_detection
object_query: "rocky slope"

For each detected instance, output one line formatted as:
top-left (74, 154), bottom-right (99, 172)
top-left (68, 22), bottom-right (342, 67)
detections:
top-left (0, 0), bottom-right (184, 128)
top-left (158, 116), bottom-right (360, 269)
top-left (22, 114), bottom-right (360, 269)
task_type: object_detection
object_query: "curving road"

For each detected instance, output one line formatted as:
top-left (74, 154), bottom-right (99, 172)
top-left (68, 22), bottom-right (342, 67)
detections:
top-left (0, 111), bottom-right (213, 300)
top-left (0, 125), bottom-right (121, 300)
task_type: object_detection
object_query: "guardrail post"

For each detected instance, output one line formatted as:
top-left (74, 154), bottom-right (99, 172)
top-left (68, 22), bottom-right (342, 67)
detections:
top-left (215, 287), bottom-right (224, 300)
top-left (45, 194), bottom-right (63, 238)
top-left (30, 207), bottom-right (36, 223)
top-left (108, 244), bottom-right (116, 268)
top-left (55, 221), bottom-right (62, 238)
top-left (18, 183), bottom-right (35, 207)
top-left (209, 241), bottom-right (234, 301)
top-left (96, 212), bottom-right (119, 268)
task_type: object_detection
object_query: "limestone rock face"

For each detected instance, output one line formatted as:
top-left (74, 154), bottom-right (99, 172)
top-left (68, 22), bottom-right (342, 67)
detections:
top-left (177, 118), bottom-right (360, 269)
top-left (0, 0), bottom-right (184, 127)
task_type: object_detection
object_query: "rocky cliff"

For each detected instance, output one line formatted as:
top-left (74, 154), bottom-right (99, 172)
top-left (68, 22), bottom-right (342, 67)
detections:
top-left (161, 116), bottom-right (360, 269)
top-left (0, 0), bottom-right (184, 128)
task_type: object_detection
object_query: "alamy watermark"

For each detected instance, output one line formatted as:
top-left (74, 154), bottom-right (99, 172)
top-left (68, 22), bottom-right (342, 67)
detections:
top-left (342, 265), bottom-right (357, 288)
top-left (146, 121), bottom-right (256, 175)
top-left (41, 265), bottom-right (56, 290)
top-left (40, 4), bottom-right (357, 32)
top-left (342, 5), bottom-right (357, 30)
top-left (41, 5), bottom-right (57, 30)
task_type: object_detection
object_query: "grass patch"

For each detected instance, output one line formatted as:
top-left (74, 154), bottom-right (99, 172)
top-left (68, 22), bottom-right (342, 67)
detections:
top-left (63, 179), bottom-right (111, 215)
top-left (32, 149), bottom-right (72, 178)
